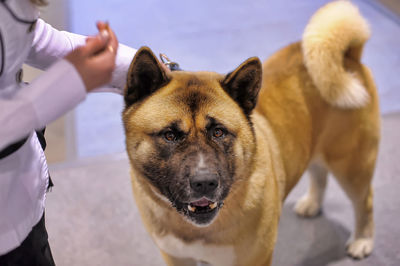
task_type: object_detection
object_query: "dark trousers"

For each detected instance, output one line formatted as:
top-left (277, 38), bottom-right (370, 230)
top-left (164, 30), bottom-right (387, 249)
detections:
top-left (0, 214), bottom-right (56, 266)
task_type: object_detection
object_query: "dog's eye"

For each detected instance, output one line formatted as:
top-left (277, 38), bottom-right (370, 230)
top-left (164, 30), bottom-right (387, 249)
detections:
top-left (164, 131), bottom-right (177, 142)
top-left (213, 128), bottom-right (225, 138)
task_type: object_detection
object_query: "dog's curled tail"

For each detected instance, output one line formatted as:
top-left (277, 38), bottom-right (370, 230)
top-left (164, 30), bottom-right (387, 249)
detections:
top-left (302, 0), bottom-right (370, 108)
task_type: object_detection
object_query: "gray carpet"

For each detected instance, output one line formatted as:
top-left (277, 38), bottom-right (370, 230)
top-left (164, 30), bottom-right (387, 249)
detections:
top-left (46, 113), bottom-right (400, 266)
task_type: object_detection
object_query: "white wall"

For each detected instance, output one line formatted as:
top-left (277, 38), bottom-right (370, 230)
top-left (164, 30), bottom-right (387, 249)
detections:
top-left (23, 0), bottom-right (75, 163)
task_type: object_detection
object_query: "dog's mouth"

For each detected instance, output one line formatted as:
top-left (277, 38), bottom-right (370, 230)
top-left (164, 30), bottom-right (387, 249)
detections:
top-left (176, 197), bottom-right (223, 226)
top-left (187, 198), bottom-right (219, 213)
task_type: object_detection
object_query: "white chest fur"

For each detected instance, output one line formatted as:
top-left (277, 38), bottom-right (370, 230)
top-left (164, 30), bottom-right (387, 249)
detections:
top-left (153, 234), bottom-right (235, 266)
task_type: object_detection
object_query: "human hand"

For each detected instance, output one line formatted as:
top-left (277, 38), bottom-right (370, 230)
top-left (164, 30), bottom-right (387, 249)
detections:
top-left (65, 21), bottom-right (118, 92)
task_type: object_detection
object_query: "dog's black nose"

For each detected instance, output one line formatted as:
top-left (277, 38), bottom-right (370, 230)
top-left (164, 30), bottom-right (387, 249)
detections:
top-left (190, 175), bottom-right (219, 196)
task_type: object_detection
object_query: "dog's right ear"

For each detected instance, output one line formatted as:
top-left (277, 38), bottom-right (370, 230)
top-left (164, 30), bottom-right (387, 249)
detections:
top-left (124, 47), bottom-right (170, 107)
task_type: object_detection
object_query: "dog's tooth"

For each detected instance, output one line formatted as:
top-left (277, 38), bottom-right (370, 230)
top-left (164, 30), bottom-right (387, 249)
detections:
top-left (209, 202), bottom-right (218, 209)
top-left (188, 205), bottom-right (196, 212)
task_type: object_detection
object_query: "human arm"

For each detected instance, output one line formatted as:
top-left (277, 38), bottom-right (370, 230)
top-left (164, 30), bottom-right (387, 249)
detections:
top-left (26, 19), bottom-right (137, 92)
top-left (0, 20), bottom-right (133, 149)
top-left (0, 59), bottom-right (86, 150)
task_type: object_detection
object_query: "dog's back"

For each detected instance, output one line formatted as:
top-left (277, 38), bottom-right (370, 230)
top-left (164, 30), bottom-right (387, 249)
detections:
top-left (255, 0), bottom-right (380, 259)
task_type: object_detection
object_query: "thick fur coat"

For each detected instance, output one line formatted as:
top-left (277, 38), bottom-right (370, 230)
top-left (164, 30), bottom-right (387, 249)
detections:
top-left (122, 1), bottom-right (380, 265)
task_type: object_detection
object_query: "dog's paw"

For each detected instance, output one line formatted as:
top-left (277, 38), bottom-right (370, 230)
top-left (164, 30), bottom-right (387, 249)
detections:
top-left (346, 238), bottom-right (374, 259)
top-left (294, 195), bottom-right (321, 217)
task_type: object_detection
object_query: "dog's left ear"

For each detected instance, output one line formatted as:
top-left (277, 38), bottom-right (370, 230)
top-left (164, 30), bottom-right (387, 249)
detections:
top-left (124, 46), bottom-right (170, 107)
top-left (221, 57), bottom-right (262, 116)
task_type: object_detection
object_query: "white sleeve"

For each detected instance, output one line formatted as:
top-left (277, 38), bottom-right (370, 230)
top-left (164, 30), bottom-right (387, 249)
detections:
top-left (0, 19), bottom-right (137, 149)
top-left (0, 59), bottom-right (86, 150)
top-left (26, 19), bottom-right (137, 94)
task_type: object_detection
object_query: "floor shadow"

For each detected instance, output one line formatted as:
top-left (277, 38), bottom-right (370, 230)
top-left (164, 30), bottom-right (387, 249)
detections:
top-left (272, 203), bottom-right (351, 266)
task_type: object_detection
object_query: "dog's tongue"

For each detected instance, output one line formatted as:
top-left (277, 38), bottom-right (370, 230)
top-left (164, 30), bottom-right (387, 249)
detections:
top-left (191, 198), bottom-right (210, 207)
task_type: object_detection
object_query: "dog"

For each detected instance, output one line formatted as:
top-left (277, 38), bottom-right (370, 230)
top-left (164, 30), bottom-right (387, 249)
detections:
top-left (122, 1), bottom-right (380, 265)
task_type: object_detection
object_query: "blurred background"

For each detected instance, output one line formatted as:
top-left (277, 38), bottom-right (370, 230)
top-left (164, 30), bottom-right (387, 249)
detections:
top-left (23, 0), bottom-right (399, 265)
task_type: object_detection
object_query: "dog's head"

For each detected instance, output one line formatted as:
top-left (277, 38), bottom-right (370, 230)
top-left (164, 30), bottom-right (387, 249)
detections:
top-left (123, 47), bottom-right (262, 226)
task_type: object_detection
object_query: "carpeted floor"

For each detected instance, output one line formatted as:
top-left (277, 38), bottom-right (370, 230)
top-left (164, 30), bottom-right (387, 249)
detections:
top-left (46, 113), bottom-right (400, 266)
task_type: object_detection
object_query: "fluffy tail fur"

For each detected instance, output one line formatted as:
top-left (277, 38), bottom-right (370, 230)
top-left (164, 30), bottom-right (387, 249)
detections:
top-left (302, 0), bottom-right (371, 108)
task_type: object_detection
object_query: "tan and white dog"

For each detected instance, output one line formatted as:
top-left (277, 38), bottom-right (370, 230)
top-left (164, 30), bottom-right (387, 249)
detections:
top-left (122, 1), bottom-right (380, 265)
